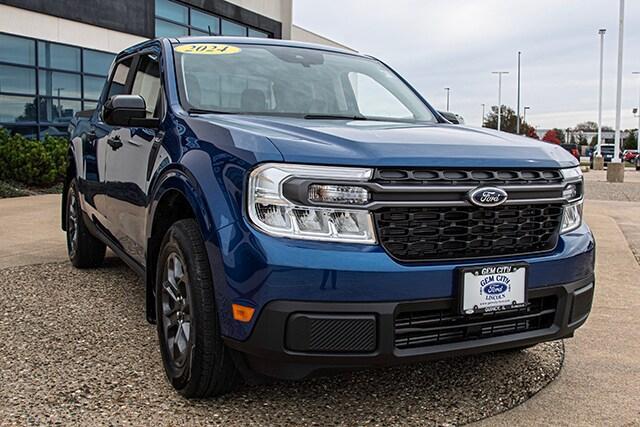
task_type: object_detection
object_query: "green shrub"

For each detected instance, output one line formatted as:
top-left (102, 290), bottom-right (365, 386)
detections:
top-left (0, 128), bottom-right (68, 187)
top-left (42, 135), bottom-right (69, 182)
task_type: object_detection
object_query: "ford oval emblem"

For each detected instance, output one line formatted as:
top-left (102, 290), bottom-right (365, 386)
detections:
top-left (468, 187), bottom-right (508, 207)
top-left (482, 281), bottom-right (508, 295)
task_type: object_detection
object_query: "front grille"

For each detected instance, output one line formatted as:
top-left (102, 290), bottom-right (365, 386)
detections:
top-left (394, 296), bottom-right (557, 350)
top-left (375, 204), bottom-right (563, 262)
top-left (374, 168), bottom-right (564, 186)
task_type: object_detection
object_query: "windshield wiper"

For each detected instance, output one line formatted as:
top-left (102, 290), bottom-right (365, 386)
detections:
top-left (303, 114), bottom-right (368, 120)
top-left (188, 108), bottom-right (238, 115)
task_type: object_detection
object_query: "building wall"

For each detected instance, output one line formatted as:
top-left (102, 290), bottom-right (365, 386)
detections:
top-left (291, 24), bottom-right (355, 51)
top-left (0, 4), bottom-right (147, 53)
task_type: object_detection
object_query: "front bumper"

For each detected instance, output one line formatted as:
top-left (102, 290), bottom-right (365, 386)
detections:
top-left (225, 275), bottom-right (594, 380)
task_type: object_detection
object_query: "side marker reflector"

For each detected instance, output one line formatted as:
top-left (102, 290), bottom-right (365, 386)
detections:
top-left (232, 304), bottom-right (255, 323)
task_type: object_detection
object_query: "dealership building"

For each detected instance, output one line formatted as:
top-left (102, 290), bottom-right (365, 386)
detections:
top-left (0, 0), bottom-right (350, 139)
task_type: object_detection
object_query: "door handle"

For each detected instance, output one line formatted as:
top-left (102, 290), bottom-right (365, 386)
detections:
top-left (84, 127), bottom-right (97, 143)
top-left (107, 135), bottom-right (123, 150)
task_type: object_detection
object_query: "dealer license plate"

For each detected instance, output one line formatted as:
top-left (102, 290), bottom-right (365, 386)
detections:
top-left (460, 264), bottom-right (527, 314)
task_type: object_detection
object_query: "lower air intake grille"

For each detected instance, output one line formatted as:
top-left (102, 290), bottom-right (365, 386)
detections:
top-left (286, 314), bottom-right (377, 353)
top-left (394, 296), bottom-right (557, 350)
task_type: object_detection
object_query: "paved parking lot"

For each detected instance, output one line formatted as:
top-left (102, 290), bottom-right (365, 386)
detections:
top-left (1, 171), bottom-right (639, 425)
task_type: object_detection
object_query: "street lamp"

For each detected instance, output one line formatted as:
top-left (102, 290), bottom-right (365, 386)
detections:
top-left (492, 71), bottom-right (509, 131)
top-left (481, 103), bottom-right (486, 127)
top-left (516, 51), bottom-right (522, 134)
top-left (523, 106), bottom-right (530, 124)
top-left (596, 29), bottom-right (606, 161)
top-left (632, 71), bottom-right (640, 153)
top-left (444, 87), bottom-right (450, 111)
top-left (609, 0), bottom-right (625, 184)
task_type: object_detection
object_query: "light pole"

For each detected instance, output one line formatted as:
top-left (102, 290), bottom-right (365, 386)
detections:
top-left (492, 71), bottom-right (509, 131)
top-left (608, 0), bottom-right (624, 183)
top-left (523, 106), bottom-right (530, 125)
top-left (596, 29), bottom-right (606, 165)
top-left (481, 103), bottom-right (485, 127)
top-left (516, 51), bottom-right (522, 134)
top-left (633, 71), bottom-right (640, 153)
top-left (444, 87), bottom-right (450, 111)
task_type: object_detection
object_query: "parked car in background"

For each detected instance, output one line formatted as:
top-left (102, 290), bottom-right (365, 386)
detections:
top-left (63, 37), bottom-right (594, 398)
top-left (623, 149), bottom-right (638, 162)
top-left (590, 144), bottom-right (618, 168)
top-left (635, 155), bottom-right (640, 171)
top-left (560, 143), bottom-right (580, 161)
top-left (438, 110), bottom-right (465, 124)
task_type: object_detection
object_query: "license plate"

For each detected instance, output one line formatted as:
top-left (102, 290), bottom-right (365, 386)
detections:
top-left (459, 264), bottom-right (527, 314)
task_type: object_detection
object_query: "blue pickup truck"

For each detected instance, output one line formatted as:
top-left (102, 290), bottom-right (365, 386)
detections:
top-left (64, 37), bottom-right (595, 397)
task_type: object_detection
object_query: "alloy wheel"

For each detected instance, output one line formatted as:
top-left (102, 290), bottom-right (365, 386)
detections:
top-left (161, 252), bottom-right (192, 368)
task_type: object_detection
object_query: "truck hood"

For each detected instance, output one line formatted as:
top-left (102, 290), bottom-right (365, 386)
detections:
top-left (200, 115), bottom-right (578, 168)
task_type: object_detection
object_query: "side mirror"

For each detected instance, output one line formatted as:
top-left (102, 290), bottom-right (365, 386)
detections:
top-left (103, 95), bottom-right (158, 128)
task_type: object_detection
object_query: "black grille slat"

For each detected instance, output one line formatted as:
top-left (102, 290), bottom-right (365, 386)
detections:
top-left (375, 204), bottom-right (563, 262)
top-left (374, 168), bottom-right (564, 186)
top-left (395, 296), bottom-right (557, 350)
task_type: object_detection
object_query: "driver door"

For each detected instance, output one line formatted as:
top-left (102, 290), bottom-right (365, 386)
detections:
top-left (103, 50), bottom-right (163, 263)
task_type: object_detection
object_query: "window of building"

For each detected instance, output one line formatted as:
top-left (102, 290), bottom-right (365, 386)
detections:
top-left (154, 0), bottom-right (271, 39)
top-left (84, 50), bottom-right (115, 75)
top-left (0, 65), bottom-right (36, 94)
top-left (0, 32), bottom-right (115, 139)
top-left (221, 19), bottom-right (247, 36)
top-left (0, 34), bottom-right (35, 66)
top-left (38, 41), bottom-right (81, 72)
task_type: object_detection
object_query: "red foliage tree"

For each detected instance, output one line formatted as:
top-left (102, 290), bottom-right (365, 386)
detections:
top-left (542, 129), bottom-right (561, 144)
top-left (525, 126), bottom-right (538, 139)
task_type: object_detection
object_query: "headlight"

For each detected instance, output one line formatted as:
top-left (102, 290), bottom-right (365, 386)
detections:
top-left (247, 163), bottom-right (376, 243)
top-left (560, 166), bottom-right (583, 180)
top-left (560, 166), bottom-right (583, 233)
top-left (560, 200), bottom-right (583, 233)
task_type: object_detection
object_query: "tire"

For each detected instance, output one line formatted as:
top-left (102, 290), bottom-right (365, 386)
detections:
top-left (155, 218), bottom-right (241, 398)
top-left (66, 179), bottom-right (106, 268)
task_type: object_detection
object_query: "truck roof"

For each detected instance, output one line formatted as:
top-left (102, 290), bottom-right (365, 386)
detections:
top-left (169, 36), bottom-right (361, 57)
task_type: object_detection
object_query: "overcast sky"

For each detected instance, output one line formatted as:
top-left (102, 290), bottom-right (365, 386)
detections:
top-left (293, 0), bottom-right (640, 130)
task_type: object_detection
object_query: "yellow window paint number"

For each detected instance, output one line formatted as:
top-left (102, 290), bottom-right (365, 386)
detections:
top-left (174, 44), bottom-right (241, 55)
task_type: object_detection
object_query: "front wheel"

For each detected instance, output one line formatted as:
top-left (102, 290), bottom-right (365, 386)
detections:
top-left (156, 219), bottom-right (241, 398)
top-left (66, 179), bottom-right (106, 268)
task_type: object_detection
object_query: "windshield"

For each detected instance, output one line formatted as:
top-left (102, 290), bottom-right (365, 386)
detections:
top-left (173, 43), bottom-right (436, 123)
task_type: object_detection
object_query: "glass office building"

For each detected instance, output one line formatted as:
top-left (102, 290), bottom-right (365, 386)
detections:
top-left (0, 33), bottom-right (115, 139)
top-left (155, 0), bottom-right (271, 38)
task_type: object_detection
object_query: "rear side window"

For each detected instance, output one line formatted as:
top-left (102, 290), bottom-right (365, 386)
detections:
top-left (131, 54), bottom-right (161, 118)
top-left (106, 56), bottom-right (133, 100)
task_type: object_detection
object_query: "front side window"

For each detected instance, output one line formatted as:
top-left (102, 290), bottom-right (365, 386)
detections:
top-left (131, 54), bottom-right (161, 118)
top-left (106, 57), bottom-right (133, 100)
top-left (174, 43), bottom-right (435, 123)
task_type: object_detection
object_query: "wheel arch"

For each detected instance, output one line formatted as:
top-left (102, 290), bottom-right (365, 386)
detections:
top-left (145, 169), bottom-right (219, 323)
top-left (61, 147), bottom-right (77, 231)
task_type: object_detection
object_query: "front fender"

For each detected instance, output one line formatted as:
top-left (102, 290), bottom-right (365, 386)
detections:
top-left (146, 169), bottom-right (216, 243)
